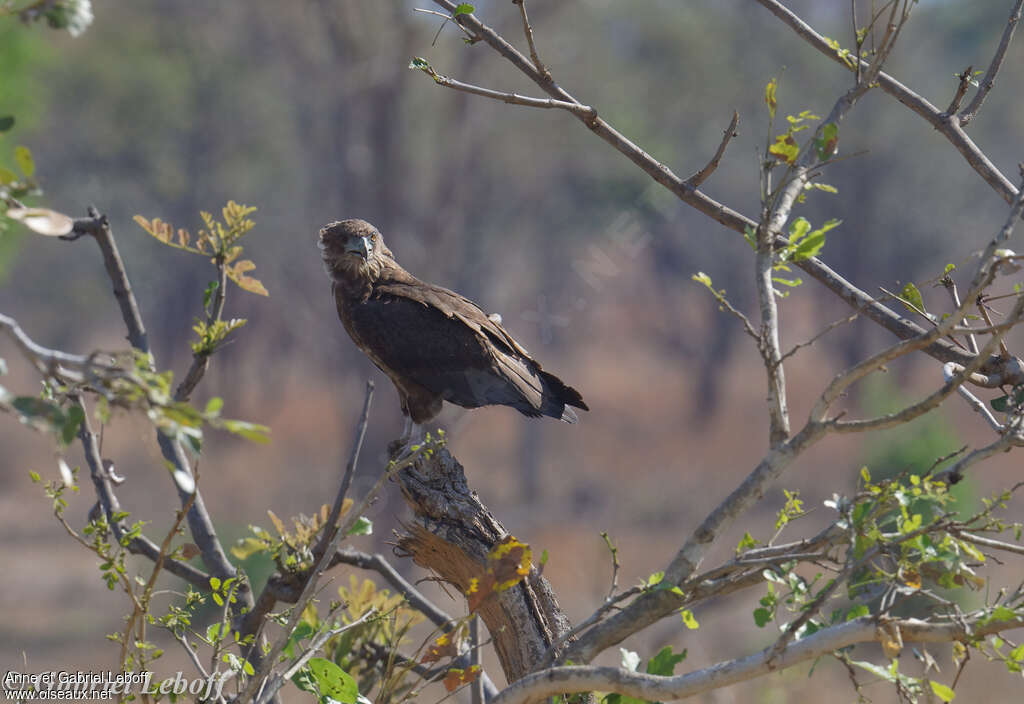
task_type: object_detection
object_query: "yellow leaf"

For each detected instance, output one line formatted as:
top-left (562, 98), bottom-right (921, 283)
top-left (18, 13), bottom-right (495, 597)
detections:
top-left (267, 509), bottom-right (286, 537)
top-left (234, 274), bottom-right (269, 296)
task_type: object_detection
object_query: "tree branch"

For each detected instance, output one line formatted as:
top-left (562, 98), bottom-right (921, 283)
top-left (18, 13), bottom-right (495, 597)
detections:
top-left (959, 0), bottom-right (1024, 125)
top-left (494, 613), bottom-right (1024, 704)
top-left (752, 0), bottom-right (1023, 212)
top-left (412, 62), bottom-right (595, 116)
top-left (425, 0), bottom-right (1023, 388)
top-left (315, 381), bottom-right (375, 558)
top-left (684, 111), bottom-right (739, 188)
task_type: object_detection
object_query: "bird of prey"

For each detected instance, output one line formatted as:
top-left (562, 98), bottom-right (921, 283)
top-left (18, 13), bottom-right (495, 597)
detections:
top-left (319, 219), bottom-right (588, 440)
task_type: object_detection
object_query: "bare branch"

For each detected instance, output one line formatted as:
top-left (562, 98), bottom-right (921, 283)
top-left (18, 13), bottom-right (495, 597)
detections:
top-left (778, 308), bottom-right (861, 365)
top-left (946, 65), bottom-right (973, 115)
top-left (412, 62), bottom-right (595, 117)
top-left (959, 0), bottom-right (1024, 125)
top-left (954, 530), bottom-right (1024, 557)
top-left (685, 111), bottom-right (740, 188)
top-left (315, 381), bottom-right (375, 558)
top-left (427, 0), bottom-right (1021, 385)
top-left (827, 293), bottom-right (1024, 433)
top-left (494, 613), bottom-right (1024, 704)
top-left (944, 363), bottom-right (1006, 433)
top-left (936, 422), bottom-right (1023, 485)
top-left (0, 312), bottom-right (122, 382)
top-left (753, 0), bottom-right (1024, 213)
top-left (513, 0), bottom-right (547, 77)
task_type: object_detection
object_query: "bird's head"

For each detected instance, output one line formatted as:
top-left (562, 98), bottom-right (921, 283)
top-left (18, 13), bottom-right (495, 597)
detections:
top-left (318, 219), bottom-right (393, 285)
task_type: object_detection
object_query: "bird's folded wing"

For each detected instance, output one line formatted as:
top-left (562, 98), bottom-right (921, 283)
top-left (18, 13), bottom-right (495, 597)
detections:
top-left (374, 281), bottom-right (532, 358)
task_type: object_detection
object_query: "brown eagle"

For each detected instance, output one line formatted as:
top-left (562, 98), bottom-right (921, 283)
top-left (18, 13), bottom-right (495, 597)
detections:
top-left (319, 219), bottom-right (588, 439)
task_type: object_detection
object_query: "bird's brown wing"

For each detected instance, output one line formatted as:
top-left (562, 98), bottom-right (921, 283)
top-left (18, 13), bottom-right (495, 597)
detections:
top-left (347, 281), bottom-right (586, 420)
top-left (375, 281), bottom-right (532, 358)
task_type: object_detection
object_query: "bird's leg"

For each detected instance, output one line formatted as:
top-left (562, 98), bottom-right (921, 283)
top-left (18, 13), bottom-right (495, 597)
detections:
top-left (399, 415), bottom-right (414, 444)
top-left (410, 423), bottom-right (426, 445)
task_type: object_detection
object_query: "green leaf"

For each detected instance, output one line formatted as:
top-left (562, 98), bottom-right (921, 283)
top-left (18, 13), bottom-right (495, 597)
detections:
top-left (680, 609), bottom-right (699, 630)
top-left (736, 532), bottom-right (759, 552)
top-left (203, 281), bottom-right (219, 309)
top-left (793, 219), bottom-right (839, 261)
top-left (845, 604), bottom-right (870, 621)
top-left (282, 622), bottom-right (314, 659)
top-left (13, 396), bottom-right (64, 424)
top-left (753, 607), bottom-right (772, 627)
top-left (991, 395), bottom-right (1010, 412)
top-left (0, 166), bottom-right (17, 184)
top-left (453, 3), bottom-right (474, 15)
top-left (772, 276), bottom-right (803, 287)
top-left (929, 680), bottom-right (956, 702)
top-left (205, 397), bottom-right (224, 415)
top-left (644, 571), bottom-right (664, 588)
top-left (743, 225), bottom-right (757, 249)
top-left (307, 657), bottom-right (358, 704)
top-left (788, 217), bottom-right (811, 245)
top-left (222, 419), bottom-right (271, 444)
top-left (815, 122), bottom-right (839, 160)
top-left (209, 577), bottom-right (221, 591)
top-left (29, 470), bottom-right (41, 483)
top-left (206, 622), bottom-right (227, 643)
top-left (646, 645), bottom-right (687, 676)
top-left (14, 146), bottom-right (34, 178)
top-left (900, 282), bottom-right (926, 313)
top-left (348, 516), bottom-right (373, 536)
top-left (61, 404), bottom-right (85, 445)
top-left (0, 116), bottom-right (14, 132)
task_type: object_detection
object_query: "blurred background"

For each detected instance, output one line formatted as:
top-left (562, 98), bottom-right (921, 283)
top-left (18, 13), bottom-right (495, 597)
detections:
top-left (2, 1), bottom-right (1024, 701)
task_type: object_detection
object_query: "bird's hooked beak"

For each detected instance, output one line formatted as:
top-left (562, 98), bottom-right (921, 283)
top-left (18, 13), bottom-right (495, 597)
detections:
top-left (343, 235), bottom-right (373, 260)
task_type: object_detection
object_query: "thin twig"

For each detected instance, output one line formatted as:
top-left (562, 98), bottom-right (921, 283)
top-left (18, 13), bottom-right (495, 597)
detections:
top-left (175, 261), bottom-right (228, 402)
top-left (944, 362), bottom-right (1004, 432)
top-left (942, 275), bottom-right (979, 354)
top-left (414, 62), bottom-right (595, 117)
top-left (469, 615), bottom-right (485, 704)
top-left (240, 444), bottom-right (434, 704)
top-left (513, 0), bottom-right (547, 77)
top-left (937, 420), bottom-right (1023, 485)
top-left (960, 0), bottom-right (1024, 125)
top-left (685, 111), bottom-right (740, 188)
top-left (753, 0), bottom-right (1024, 215)
top-left (315, 381), bottom-right (375, 558)
top-left (778, 308), bottom-right (861, 365)
top-left (954, 530), bottom-right (1024, 557)
top-left (946, 65), bottom-right (973, 114)
top-left (334, 548), bottom-right (456, 631)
